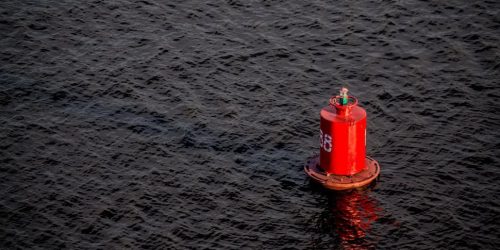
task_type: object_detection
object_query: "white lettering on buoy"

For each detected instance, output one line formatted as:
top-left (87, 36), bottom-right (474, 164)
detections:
top-left (320, 129), bottom-right (333, 152)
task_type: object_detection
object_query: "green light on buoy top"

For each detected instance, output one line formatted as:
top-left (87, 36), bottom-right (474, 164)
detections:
top-left (340, 87), bottom-right (348, 105)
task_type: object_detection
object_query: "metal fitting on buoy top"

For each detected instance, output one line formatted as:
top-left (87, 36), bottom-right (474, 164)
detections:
top-left (305, 87), bottom-right (380, 190)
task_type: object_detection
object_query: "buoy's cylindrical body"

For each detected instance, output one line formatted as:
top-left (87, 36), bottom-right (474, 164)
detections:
top-left (319, 97), bottom-right (366, 175)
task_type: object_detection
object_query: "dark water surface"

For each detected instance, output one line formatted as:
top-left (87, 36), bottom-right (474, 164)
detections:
top-left (1, 0), bottom-right (500, 249)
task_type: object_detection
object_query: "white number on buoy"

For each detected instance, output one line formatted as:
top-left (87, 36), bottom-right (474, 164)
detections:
top-left (319, 129), bottom-right (332, 152)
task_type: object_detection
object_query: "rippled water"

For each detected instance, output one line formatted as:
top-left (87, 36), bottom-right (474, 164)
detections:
top-left (1, 0), bottom-right (499, 249)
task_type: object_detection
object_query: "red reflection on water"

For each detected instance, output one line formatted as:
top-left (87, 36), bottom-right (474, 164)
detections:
top-left (329, 188), bottom-right (381, 244)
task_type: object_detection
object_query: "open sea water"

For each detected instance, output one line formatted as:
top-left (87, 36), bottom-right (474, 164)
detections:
top-left (1, 0), bottom-right (499, 249)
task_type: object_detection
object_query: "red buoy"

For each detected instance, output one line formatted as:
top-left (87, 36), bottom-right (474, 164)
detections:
top-left (305, 88), bottom-right (380, 190)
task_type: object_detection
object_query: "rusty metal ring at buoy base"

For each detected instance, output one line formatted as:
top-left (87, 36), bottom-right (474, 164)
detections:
top-left (304, 155), bottom-right (380, 190)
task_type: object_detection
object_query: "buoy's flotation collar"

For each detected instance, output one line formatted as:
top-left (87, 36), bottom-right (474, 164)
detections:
top-left (304, 155), bottom-right (380, 190)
